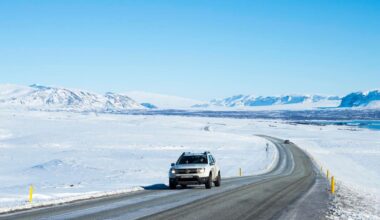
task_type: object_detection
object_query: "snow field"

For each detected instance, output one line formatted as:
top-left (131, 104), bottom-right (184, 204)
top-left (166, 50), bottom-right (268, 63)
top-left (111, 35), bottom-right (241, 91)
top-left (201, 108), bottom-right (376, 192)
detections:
top-left (0, 110), bottom-right (276, 211)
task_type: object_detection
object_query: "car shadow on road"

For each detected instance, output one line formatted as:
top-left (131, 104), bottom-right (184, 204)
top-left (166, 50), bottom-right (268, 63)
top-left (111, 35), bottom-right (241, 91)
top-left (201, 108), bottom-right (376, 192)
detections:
top-left (142, 184), bottom-right (169, 190)
top-left (142, 184), bottom-right (205, 191)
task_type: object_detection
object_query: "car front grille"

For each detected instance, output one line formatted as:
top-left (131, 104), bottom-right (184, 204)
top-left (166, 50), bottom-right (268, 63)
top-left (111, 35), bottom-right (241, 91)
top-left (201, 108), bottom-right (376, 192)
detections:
top-left (176, 169), bottom-right (198, 174)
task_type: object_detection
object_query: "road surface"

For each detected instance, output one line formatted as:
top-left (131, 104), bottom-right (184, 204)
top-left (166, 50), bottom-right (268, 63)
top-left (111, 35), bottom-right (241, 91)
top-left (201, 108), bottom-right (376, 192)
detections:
top-left (0, 136), bottom-right (329, 220)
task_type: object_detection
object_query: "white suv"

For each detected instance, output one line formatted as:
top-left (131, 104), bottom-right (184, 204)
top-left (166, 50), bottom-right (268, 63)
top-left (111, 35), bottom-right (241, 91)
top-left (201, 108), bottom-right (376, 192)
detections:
top-left (169, 152), bottom-right (221, 189)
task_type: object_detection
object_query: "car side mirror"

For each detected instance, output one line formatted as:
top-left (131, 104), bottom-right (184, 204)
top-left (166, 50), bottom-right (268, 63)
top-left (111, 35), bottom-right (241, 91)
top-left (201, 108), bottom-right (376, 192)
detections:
top-left (171, 163), bottom-right (175, 167)
top-left (210, 162), bottom-right (215, 166)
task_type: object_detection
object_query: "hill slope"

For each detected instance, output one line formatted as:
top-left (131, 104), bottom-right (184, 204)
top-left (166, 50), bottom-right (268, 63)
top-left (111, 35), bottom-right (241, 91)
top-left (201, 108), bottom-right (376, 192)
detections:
top-left (0, 84), bottom-right (144, 112)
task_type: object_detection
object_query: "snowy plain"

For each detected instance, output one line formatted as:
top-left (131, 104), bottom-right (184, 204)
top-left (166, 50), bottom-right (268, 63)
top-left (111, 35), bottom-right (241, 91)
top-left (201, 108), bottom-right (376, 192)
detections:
top-left (0, 109), bottom-right (379, 219)
top-left (0, 109), bottom-right (277, 212)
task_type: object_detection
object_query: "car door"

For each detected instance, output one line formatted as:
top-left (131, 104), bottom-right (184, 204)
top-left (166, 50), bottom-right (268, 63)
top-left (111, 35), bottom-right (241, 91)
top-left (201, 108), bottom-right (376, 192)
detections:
top-left (211, 155), bottom-right (218, 176)
top-left (208, 155), bottom-right (216, 179)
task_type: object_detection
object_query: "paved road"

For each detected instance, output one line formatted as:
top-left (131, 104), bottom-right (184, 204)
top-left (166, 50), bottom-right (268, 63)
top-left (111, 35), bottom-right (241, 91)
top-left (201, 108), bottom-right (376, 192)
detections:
top-left (0, 136), bottom-right (328, 220)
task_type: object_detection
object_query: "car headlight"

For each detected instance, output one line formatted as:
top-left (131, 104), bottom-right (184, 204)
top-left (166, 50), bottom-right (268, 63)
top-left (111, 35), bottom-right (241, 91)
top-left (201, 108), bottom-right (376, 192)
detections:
top-left (170, 168), bottom-right (176, 174)
top-left (197, 168), bottom-right (205, 173)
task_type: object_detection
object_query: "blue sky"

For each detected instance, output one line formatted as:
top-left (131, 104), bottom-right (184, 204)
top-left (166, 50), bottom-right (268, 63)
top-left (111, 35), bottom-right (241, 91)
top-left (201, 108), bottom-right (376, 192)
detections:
top-left (0, 1), bottom-right (379, 100)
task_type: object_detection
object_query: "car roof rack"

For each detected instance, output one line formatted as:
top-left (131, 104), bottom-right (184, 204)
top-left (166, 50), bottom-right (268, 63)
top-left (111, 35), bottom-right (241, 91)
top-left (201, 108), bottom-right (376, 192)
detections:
top-left (182, 152), bottom-right (210, 156)
top-left (182, 152), bottom-right (194, 155)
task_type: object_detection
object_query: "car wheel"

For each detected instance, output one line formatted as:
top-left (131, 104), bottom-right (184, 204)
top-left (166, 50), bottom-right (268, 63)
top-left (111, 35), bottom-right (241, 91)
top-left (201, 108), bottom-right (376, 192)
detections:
top-left (214, 172), bottom-right (221, 187)
top-left (169, 179), bottom-right (177, 189)
top-left (205, 173), bottom-right (212, 189)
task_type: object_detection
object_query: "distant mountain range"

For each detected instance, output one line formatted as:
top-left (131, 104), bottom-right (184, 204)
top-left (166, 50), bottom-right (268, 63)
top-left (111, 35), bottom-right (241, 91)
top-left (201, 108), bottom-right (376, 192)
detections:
top-left (0, 84), bottom-right (144, 112)
top-left (200, 90), bottom-right (380, 109)
top-left (206, 94), bottom-right (341, 108)
top-left (339, 90), bottom-right (380, 108)
top-left (0, 84), bottom-right (379, 111)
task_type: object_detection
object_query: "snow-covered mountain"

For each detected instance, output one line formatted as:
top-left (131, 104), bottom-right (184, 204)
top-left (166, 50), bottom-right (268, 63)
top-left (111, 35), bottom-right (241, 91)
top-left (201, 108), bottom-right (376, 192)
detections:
top-left (124, 91), bottom-right (206, 109)
top-left (2, 84), bottom-right (379, 111)
top-left (207, 94), bottom-right (341, 108)
top-left (339, 90), bottom-right (380, 108)
top-left (0, 84), bottom-right (144, 111)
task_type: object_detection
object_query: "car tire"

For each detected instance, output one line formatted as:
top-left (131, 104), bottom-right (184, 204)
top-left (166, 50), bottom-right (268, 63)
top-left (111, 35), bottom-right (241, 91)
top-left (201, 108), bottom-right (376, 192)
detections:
top-left (169, 179), bottom-right (177, 189)
top-left (205, 173), bottom-right (212, 189)
top-left (214, 172), bottom-right (221, 187)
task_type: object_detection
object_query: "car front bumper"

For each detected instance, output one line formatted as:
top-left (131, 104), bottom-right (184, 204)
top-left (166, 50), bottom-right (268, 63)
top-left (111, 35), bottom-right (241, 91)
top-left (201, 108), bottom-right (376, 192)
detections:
top-left (170, 175), bottom-right (209, 185)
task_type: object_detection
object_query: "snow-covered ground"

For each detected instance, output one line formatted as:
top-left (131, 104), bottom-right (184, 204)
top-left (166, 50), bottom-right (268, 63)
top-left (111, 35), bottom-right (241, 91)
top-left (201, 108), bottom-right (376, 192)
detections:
top-left (0, 110), bottom-right (379, 219)
top-left (0, 110), bottom-right (276, 212)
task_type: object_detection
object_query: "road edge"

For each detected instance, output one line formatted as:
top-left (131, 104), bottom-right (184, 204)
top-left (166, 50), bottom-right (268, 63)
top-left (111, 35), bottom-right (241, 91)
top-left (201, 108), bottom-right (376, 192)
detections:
top-left (275, 140), bottom-right (330, 220)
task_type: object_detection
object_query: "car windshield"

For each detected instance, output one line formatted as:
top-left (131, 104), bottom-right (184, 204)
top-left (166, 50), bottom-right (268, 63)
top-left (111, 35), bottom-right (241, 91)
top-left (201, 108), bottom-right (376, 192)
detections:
top-left (178, 155), bottom-right (208, 164)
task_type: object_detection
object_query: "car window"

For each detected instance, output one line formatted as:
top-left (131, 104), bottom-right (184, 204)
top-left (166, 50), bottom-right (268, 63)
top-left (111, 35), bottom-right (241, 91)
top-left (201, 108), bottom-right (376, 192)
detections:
top-left (208, 155), bottom-right (214, 164)
top-left (178, 155), bottom-right (208, 164)
top-left (211, 155), bottom-right (216, 162)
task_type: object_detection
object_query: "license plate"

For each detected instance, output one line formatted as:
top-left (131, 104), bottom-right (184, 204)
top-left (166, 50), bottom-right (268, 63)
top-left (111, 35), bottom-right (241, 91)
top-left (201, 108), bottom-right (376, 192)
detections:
top-left (181, 176), bottom-right (193, 179)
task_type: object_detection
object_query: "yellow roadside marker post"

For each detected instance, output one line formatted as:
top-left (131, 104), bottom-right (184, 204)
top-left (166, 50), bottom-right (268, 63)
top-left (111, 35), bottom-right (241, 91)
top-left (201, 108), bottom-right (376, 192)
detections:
top-left (327, 170), bottom-right (329, 180)
top-left (239, 168), bottom-right (242, 177)
top-left (29, 185), bottom-right (34, 203)
top-left (331, 176), bottom-right (335, 194)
